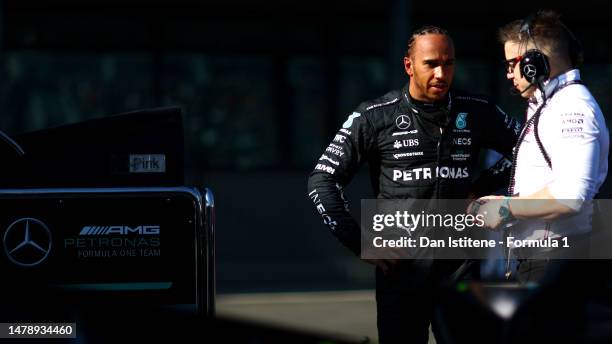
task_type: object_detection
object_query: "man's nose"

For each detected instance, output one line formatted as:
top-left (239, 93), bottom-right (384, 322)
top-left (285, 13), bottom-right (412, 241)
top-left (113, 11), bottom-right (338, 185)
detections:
top-left (434, 66), bottom-right (445, 78)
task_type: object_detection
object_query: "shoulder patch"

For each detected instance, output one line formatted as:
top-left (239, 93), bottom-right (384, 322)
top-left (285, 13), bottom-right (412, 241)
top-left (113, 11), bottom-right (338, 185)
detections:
top-left (342, 112), bottom-right (361, 128)
top-left (365, 97), bottom-right (400, 111)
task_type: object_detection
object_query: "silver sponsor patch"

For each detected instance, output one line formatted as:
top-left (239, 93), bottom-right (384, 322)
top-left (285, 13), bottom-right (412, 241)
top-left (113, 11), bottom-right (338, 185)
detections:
top-left (393, 139), bottom-right (419, 149)
top-left (452, 137), bottom-right (472, 146)
top-left (340, 128), bottom-right (352, 136)
top-left (333, 134), bottom-right (347, 144)
top-left (450, 153), bottom-right (471, 161)
top-left (325, 144), bottom-right (344, 157)
top-left (392, 130), bottom-right (418, 136)
top-left (315, 163), bottom-right (336, 174)
top-left (393, 151), bottom-right (424, 159)
top-left (320, 154), bottom-right (340, 166)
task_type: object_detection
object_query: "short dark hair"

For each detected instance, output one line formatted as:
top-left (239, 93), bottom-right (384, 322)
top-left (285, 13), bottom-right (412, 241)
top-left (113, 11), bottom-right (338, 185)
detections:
top-left (498, 10), bottom-right (582, 67)
top-left (405, 25), bottom-right (452, 58)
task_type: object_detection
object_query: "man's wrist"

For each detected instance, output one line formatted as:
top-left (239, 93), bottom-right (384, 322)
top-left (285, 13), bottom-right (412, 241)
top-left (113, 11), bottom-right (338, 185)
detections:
top-left (498, 196), bottom-right (514, 222)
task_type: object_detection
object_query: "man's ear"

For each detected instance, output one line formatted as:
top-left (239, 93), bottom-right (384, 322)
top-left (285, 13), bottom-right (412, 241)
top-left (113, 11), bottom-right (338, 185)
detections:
top-left (403, 56), bottom-right (413, 77)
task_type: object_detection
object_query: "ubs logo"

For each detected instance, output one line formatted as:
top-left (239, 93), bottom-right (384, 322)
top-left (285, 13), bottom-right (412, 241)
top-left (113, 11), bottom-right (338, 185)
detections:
top-left (3, 218), bottom-right (52, 267)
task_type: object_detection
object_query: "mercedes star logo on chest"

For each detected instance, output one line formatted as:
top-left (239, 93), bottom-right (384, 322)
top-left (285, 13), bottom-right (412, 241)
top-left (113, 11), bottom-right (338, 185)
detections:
top-left (396, 115), bottom-right (411, 130)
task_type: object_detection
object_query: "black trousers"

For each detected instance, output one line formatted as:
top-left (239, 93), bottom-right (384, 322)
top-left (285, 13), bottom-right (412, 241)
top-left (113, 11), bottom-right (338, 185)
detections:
top-left (375, 259), bottom-right (478, 344)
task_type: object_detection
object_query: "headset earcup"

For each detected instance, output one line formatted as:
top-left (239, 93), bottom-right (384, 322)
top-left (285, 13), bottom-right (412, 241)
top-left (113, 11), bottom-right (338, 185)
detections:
top-left (520, 49), bottom-right (550, 84)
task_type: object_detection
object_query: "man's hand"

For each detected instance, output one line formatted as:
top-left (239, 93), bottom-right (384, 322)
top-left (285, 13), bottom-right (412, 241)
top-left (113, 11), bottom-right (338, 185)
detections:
top-left (361, 245), bottom-right (406, 275)
top-left (468, 195), bottom-right (506, 230)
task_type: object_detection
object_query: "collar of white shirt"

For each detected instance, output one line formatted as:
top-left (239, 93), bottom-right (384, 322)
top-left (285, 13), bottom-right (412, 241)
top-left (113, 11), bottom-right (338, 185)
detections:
top-left (529, 69), bottom-right (581, 107)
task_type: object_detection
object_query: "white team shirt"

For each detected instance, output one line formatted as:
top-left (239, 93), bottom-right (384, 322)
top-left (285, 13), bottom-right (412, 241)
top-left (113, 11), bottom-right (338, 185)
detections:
top-left (513, 69), bottom-right (609, 240)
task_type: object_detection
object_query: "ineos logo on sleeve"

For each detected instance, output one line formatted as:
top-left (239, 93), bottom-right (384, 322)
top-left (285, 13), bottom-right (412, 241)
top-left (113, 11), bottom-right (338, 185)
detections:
top-left (3, 218), bottom-right (52, 267)
top-left (395, 115), bottom-right (411, 130)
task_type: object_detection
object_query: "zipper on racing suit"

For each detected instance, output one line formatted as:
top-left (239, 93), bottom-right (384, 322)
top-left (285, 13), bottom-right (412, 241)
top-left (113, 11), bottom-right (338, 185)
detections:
top-left (435, 123), bottom-right (451, 199)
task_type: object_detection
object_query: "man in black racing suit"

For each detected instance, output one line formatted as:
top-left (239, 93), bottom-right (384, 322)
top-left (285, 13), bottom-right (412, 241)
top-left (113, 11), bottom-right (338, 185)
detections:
top-left (307, 26), bottom-right (520, 343)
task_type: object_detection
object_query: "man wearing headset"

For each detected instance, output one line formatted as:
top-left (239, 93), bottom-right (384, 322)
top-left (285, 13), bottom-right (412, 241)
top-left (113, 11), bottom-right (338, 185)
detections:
top-left (308, 26), bottom-right (521, 343)
top-left (473, 10), bottom-right (609, 284)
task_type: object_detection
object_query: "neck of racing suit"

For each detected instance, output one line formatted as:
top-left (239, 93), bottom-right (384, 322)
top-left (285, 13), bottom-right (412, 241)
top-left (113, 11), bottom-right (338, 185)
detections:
top-left (407, 93), bottom-right (451, 128)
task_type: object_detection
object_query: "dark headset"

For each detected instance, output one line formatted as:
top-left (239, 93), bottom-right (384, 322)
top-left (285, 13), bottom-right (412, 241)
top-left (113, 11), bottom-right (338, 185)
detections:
top-left (519, 13), bottom-right (550, 84)
top-left (518, 12), bottom-right (584, 85)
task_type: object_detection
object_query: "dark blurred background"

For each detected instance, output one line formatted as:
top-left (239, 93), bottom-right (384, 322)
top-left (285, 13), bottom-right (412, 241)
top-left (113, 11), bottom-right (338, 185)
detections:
top-left (1, 0), bottom-right (611, 294)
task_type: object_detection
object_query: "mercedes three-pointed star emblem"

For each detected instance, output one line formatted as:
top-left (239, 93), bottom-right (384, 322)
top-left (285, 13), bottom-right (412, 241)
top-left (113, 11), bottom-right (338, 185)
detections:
top-left (395, 115), bottom-right (411, 130)
top-left (3, 218), bottom-right (52, 267)
top-left (523, 64), bottom-right (537, 78)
